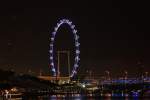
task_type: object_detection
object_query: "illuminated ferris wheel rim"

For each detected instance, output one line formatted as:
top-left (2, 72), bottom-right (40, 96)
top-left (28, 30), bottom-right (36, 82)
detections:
top-left (50, 19), bottom-right (80, 77)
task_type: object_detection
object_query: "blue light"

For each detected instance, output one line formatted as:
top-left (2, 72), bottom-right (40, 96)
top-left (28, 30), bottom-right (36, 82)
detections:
top-left (52, 68), bottom-right (55, 72)
top-left (113, 93), bottom-right (122, 97)
top-left (132, 91), bottom-right (139, 98)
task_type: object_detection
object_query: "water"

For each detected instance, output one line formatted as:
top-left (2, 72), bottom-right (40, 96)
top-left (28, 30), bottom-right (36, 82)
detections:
top-left (1, 91), bottom-right (149, 100)
top-left (10, 93), bottom-right (149, 100)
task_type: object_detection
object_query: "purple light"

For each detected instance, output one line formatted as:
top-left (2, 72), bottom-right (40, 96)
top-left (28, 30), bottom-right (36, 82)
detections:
top-left (74, 64), bottom-right (79, 68)
top-left (54, 27), bottom-right (58, 31)
top-left (57, 23), bottom-right (60, 27)
top-left (65, 19), bottom-right (69, 23)
top-left (49, 50), bottom-right (53, 53)
top-left (51, 62), bottom-right (54, 66)
top-left (75, 42), bottom-right (80, 47)
top-left (52, 32), bottom-right (56, 35)
top-left (50, 56), bottom-right (53, 60)
top-left (52, 68), bottom-right (56, 72)
top-left (51, 37), bottom-right (54, 41)
top-left (50, 44), bottom-right (53, 47)
top-left (50, 19), bottom-right (80, 77)
top-left (75, 35), bottom-right (79, 40)
top-left (71, 25), bottom-right (75, 29)
top-left (73, 30), bottom-right (77, 34)
top-left (62, 19), bottom-right (66, 22)
top-left (60, 20), bottom-right (64, 23)
top-left (75, 56), bottom-right (80, 61)
top-left (76, 50), bottom-right (80, 54)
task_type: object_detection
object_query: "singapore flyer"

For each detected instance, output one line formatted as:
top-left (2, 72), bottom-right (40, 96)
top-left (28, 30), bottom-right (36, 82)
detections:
top-left (49, 19), bottom-right (80, 78)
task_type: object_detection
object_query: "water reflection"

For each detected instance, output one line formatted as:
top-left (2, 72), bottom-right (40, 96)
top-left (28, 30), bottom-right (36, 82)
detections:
top-left (6, 93), bottom-right (149, 100)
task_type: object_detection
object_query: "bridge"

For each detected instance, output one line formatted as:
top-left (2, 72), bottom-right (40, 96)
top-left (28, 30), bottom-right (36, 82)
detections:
top-left (101, 77), bottom-right (150, 85)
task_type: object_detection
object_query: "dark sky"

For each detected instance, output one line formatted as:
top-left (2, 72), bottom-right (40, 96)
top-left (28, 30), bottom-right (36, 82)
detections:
top-left (0, 1), bottom-right (149, 77)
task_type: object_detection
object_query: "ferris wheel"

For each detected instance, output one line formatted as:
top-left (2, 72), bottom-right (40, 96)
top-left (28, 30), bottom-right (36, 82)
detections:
top-left (49, 19), bottom-right (80, 78)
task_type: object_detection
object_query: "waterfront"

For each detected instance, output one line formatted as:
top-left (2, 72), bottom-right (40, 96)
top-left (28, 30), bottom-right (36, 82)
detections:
top-left (1, 90), bottom-right (150, 99)
top-left (1, 2), bottom-right (150, 99)
top-left (1, 94), bottom-right (149, 100)
top-left (0, 69), bottom-right (150, 99)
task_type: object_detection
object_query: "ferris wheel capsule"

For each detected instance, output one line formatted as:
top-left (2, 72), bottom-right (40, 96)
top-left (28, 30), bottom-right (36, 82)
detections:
top-left (51, 62), bottom-right (54, 66)
top-left (50, 56), bottom-right (53, 60)
top-left (52, 68), bottom-right (56, 72)
top-left (75, 35), bottom-right (79, 40)
top-left (51, 37), bottom-right (54, 41)
top-left (76, 50), bottom-right (80, 54)
top-left (52, 32), bottom-right (56, 36)
top-left (74, 64), bottom-right (79, 68)
top-left (50, 43), bottom-right (53, 47)
top-left (75, 42), bottom-right (80, 47)
top-left (49, 50), bottom-right (53, 53)
top-left (73, 30), bottom-right (77, 34)
top-left (54, 27), bottom-right (58, 31)
top-left (68, 21), bottom-right (72, 25)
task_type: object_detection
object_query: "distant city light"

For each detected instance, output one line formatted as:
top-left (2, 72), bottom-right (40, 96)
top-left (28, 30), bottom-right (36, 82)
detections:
top-left (82, 84), bottom-right (85, 88)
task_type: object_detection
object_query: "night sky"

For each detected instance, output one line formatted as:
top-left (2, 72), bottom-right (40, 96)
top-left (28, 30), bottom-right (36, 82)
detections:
top-left (0, 1), bottom-right (150, 77)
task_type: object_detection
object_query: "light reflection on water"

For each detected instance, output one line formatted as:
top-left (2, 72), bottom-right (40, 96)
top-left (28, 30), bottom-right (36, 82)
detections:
top-left (7, 94), bottom-right (149, 100)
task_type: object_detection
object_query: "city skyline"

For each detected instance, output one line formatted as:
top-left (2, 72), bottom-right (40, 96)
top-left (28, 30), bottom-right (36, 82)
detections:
top-left (0, 1), bottom-right (150, 77)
